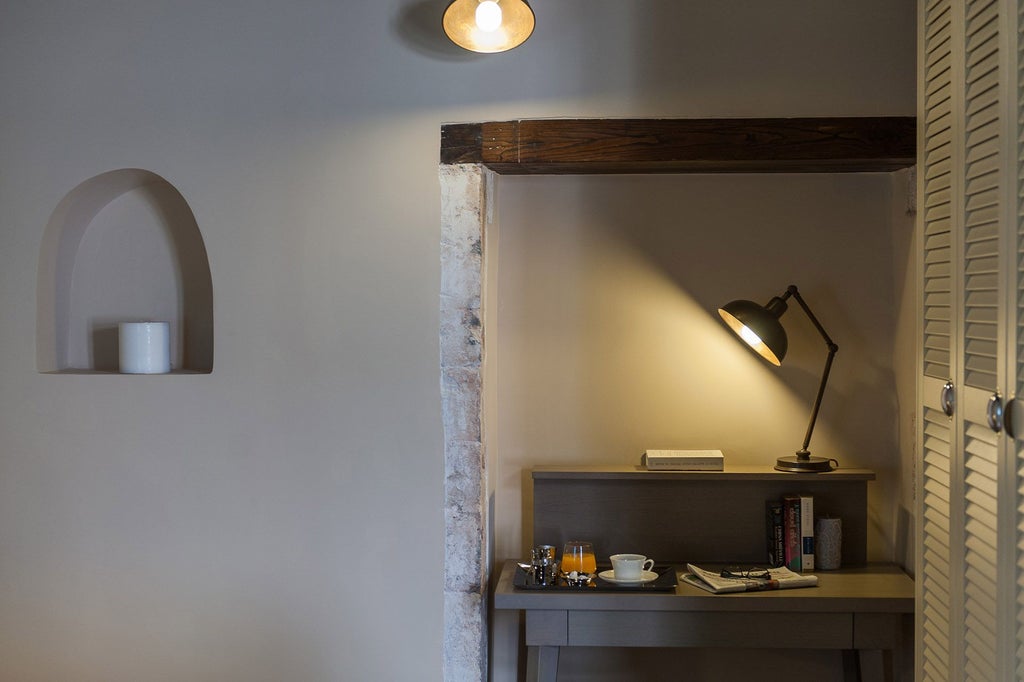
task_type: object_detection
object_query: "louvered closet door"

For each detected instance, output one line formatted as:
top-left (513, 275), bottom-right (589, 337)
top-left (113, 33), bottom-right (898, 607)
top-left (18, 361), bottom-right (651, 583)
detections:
top-left (920, 378), bottom-right (956, 680)
top-left (1008, 346), bottom-right (1024, 678)
top-left (956, 392), bottom-right (1001, 680)
top-left (919, 0), bottom-right (958, 678)
top-left (1013, 219), bottom-right (1024, 679)
top-left (918, 0), bottom-right (1020, 679)
top-left (922, 0), bottom-right (954, 381)
top-left (1011, 0), bottom-right (1024, 674)
top-left (957, 2), bottom-right (1005, 679)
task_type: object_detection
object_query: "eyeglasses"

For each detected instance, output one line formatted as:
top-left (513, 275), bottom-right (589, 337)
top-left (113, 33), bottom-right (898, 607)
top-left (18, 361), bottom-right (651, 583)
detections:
top-left (720, 567), bottom-right (771, 580)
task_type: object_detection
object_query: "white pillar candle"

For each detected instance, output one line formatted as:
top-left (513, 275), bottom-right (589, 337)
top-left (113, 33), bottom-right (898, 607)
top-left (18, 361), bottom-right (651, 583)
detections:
top-left (118, 322), bottom-right (171, 374)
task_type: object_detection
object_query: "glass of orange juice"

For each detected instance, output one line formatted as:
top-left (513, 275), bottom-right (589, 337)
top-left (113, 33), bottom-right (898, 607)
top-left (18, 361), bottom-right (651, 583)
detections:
top-left (562, 540), bottom-right (597, 574)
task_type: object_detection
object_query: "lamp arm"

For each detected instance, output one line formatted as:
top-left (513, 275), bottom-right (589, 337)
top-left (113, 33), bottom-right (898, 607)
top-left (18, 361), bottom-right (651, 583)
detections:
top-left (799, 346), bottom-right (837, 455)
top-left (787, 285), bottom-right (840, 458)
top-left (787, 285), bottom-right (836, 349)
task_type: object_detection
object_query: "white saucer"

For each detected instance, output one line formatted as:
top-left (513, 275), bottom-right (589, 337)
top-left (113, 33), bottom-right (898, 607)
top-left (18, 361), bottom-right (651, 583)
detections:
top-left (598, 570), bottom-right (658, 584)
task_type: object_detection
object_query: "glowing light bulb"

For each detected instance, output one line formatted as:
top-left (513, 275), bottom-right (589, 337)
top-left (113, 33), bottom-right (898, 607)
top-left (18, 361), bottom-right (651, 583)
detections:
top-left (738, 325), bottom-right (763, 349)
top-left (475, 0), bottom-right (502, 32)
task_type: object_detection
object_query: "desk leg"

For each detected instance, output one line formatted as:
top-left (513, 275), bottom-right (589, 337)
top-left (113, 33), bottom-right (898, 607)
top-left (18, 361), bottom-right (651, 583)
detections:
top-left (842, 649), bottom-right (893, 682)
top-left (857, 649), bottom-right (892, 682)
top-left (842, 649), bottom-right (859, 682)
top-left (525, 645), bottom-right (559, 682)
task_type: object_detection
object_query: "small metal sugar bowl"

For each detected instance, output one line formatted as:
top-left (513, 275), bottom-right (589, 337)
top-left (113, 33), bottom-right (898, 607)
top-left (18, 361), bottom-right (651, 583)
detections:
top-left (560, 569), bottom-right (593, 587)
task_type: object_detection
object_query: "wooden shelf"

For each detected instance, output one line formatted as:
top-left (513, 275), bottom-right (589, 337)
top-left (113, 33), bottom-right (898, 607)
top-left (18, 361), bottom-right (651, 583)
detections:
top-left (531, 464), bottom-right (876, 481)
top-left (532, 465), bottom-right (875, 565)
top-left (440, 117), bottom-right (916, 174)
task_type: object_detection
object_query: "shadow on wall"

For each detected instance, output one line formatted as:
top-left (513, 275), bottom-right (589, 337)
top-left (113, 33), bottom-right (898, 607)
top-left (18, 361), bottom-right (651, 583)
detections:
top-left (392, 0), bottom-right (481, 60)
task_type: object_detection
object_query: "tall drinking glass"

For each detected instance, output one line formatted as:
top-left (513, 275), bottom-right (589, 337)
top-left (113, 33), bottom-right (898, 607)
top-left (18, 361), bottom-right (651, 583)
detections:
top-left (561, 540), bottom-right (597, 574)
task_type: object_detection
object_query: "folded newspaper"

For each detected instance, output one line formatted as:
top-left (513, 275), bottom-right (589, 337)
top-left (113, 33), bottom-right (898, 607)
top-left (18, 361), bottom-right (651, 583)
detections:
top-left (683, 563), bottom-right (818, 593)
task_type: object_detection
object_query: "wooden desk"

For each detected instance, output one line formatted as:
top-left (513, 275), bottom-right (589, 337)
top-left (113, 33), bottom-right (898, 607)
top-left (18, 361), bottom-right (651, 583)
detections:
top-left (494, 560), bottom-right (914, 682)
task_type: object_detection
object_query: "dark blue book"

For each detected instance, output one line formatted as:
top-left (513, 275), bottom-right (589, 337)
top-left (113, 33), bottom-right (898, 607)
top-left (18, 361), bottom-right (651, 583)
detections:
top-left (766, 500), bottom-right (785, 568)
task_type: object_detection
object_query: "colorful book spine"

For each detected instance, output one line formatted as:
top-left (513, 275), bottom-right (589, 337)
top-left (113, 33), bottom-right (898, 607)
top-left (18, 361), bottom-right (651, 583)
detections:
top-left (799, 494), bottom-right (815, 572)
top-left (766, 500), bottom-right (785, 567)
top-left (783, 494), bottom-right (802, 572)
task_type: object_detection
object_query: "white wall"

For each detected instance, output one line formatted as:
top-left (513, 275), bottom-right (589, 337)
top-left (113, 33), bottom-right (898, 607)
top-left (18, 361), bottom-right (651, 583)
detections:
top-left (0, 2), bottom-right (914, 680)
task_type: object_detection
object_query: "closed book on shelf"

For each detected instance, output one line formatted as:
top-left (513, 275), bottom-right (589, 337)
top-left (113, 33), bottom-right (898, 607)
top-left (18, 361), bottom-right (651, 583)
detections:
top-left (765, 500), bottom-right (785, 568)
top-left (783, 494), bottom-right (802, 572)
top-left (642, 449), bottom-right (724, 470)
top-left (800, 494), bottom-right (814, 572)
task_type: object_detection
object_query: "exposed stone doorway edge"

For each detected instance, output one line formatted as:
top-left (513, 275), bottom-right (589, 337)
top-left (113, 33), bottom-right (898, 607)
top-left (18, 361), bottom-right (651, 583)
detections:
top-left (440, 164), bottom-right (492, 682)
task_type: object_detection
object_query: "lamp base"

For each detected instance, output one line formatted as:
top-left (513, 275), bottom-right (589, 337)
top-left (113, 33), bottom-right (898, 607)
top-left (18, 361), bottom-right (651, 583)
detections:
top-left (774, 454), bottom-right (835, 473)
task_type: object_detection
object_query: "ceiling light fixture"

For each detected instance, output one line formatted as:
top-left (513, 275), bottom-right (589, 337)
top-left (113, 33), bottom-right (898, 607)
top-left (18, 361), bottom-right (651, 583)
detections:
top-left (442, 0), bottom-right (535, 53)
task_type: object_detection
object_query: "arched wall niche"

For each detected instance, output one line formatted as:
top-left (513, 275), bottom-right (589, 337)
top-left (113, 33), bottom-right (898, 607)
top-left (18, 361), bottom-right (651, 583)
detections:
top-left (37, 168), bottom-right (214, 374)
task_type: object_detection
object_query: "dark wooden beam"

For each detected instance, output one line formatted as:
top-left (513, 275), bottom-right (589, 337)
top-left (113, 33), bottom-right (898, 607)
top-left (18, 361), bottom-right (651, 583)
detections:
top-left (440, 117), bottom-right (916, 174)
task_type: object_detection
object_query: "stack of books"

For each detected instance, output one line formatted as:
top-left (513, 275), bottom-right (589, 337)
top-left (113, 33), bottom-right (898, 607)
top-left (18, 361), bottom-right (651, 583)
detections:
top-left (765, 493), bottom-right (814, 572)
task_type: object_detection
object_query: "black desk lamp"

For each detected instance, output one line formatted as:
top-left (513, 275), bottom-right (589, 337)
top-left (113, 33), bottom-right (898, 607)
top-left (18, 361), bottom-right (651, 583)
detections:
top-left (718, 285), bottom-right (838, 473)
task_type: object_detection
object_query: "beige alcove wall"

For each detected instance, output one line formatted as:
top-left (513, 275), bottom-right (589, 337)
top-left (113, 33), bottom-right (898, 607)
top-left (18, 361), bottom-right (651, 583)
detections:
top-left (37, 168), bottom-right (213, 374)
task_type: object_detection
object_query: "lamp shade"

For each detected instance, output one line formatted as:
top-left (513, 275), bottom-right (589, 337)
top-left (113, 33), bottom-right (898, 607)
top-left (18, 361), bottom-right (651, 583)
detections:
top-left (443, 0), bottom-right (535, 53)
top-left (718, 298), bottom-right (788, 366)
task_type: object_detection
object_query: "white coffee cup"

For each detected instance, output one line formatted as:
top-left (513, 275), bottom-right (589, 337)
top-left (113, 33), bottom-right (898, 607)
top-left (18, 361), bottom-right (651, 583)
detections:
top-left (610, 553), bottom-right (655, 581)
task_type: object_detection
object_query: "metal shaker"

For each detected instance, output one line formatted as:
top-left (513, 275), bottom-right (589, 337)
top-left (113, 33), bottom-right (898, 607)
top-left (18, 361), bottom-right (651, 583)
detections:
top-left (531, 544), bottom-right (557, 585)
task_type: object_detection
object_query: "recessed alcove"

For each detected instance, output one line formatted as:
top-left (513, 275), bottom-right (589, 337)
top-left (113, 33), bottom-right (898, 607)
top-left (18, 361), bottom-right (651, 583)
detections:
top-left (437, 117), bottom-right (916, 680)
top-left (37, 168), bottom-right (213, 374)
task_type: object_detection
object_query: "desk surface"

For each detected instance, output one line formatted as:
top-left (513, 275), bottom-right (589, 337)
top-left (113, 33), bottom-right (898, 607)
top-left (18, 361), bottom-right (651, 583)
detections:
top-left (494, 560), bottom-right (914, 614)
